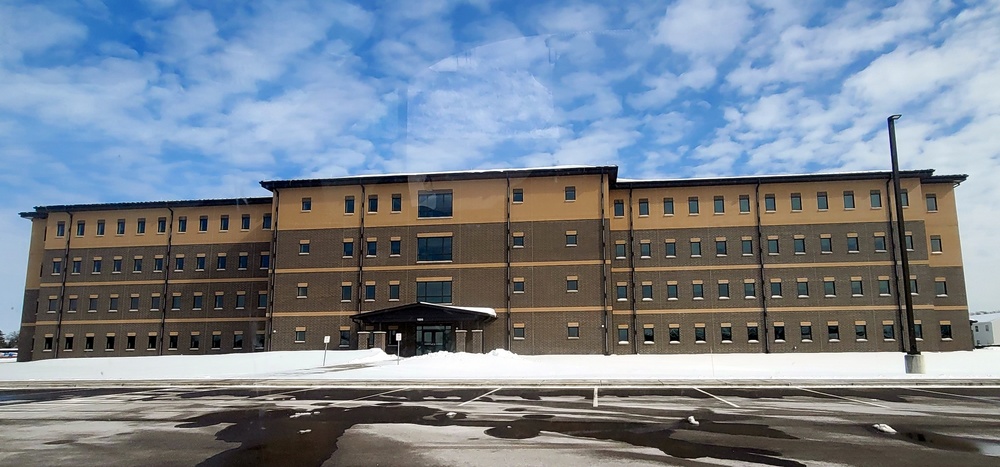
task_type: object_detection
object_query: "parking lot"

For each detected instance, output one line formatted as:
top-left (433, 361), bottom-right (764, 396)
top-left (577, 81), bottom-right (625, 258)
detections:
top-left (1, 384), bottom-right (999, 466)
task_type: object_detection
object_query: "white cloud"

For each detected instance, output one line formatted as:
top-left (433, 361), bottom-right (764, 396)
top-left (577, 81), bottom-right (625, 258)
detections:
top-left (0, 4), bottom-right (87, 63)
top-left (654, 0), bottom-right (752, 60)
top-left (532, 3), bottom-right (609, 34)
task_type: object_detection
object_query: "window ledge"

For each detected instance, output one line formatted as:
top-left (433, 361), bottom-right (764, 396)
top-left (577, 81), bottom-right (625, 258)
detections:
top-left (567, 290), bottom-right (578, 293)
top-left (640, 256), bottom-right (651, 259)
top-left (748, 340), bottom-right (760, 344)
top-left (695, 341), bottom-right (707, 344)
top-left (719, 297), bottom-right (730, 300)
top-left (802, 339), bottom-right (813, 343)
top-left (566, 245), bottom-right (577, 248)
top-left (514, 337), bottom-right (526, 341)
top-left (667, 297), bottom-right (679, 301)
top-left (856, 339), bottom-right (868, 342)
top-left (775, 339), bottom-right (786, 343)
top-left (721, 340), bottom-right (733, 344)
top-left (717, 254), bottom-right (727, 257)
top-left (568, 337), bottom-right (579, 340)
top-left (744, 296), bottom-right (756, 299)
top-left (693, 297), bottom-right (704, 301)
top-left (691, 255), bottom-right (702, 258)
top-left (852, 294), bottom-right (863, 297)
top-left (742, 253), bottom-right (753, 257)
top-left (829, 339), bottom-right (840, 343)
top-left (794, 252), bottom-right (805, 255)
top-left (643, 341), bottom-right (654, 345)
top-left (666, 255), bottom-right (676, 259)
top-left (884, 339), bottom-right (896, 342)
top-left (942, 338), bottom-right (953, 341)
top-left (617, 341), bottom-right (628, 345)
top-left (669, 341), bottom-right (680, 344)
top-left (641, 298), bottom-right (652, 301)
top-left (771, 295), bottom-right (782, 299)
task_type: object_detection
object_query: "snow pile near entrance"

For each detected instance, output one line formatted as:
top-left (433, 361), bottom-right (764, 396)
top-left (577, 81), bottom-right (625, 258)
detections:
top-left (486, 349), bottom-right (518, 359)
top-left (0, 349), bottom-right (392, 382)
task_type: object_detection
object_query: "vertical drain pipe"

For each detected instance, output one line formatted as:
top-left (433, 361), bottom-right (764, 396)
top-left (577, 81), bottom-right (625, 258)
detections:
top-left (599, 169), bottom-right (610, 355)
top-left (357, 185), bottom-right (367, 315)
top-left (754, 180), bottom-right (770, 354)
top-left (885, 178), bottom-right (905, 352)
top-left (628, 187), bottom-right (637, 355)
top-left (54, 212), bottom-right (73, 359)
top-left (505, 173), bottom-right (512, 350)
top-left (158, 206), bottom-right (174, 355)
top-left (266, 190), bottom-right (280, 351)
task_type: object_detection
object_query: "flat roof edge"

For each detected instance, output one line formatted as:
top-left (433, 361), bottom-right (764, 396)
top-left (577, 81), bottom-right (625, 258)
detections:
top-left (615, 169), bottom-right (942, 189)
top-left (23, 197), bottom-right (273, 217)
top-left (260, 166), bottom-right (619, 190)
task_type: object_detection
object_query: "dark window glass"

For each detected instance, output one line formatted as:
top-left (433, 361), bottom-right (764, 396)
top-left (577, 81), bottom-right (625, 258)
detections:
top-left (742, 239), bottom-right (753, 255)
top-left (392, 194), bottom-right (402, 212)
top-left (688, 197), bottom-right (699, 214)
top-left (851, 280), bottom-right (863, 295)
top-left (158, 217), bottom-right (167, 233)
top-left (667, 284), bottom-right (678, 299)
top-left (875, 235), bottom-right (887, 251)
top-left (879, 280), bottom-right (890, 295)
top-left (714, 196), bottom-right (724, 214)
top-left (638, 199), bottom-right (649, 216)
top-left (365, 284), bottom-right (376, 300)
top-left (721, 326), bottom-right (732, 341)
top-left (930, 236), bottom-right (942, 252)
top-left (340, 330), bottom-right (351, 347)
top-left (96, 220), bottom-right (105, 236)
top-left (820, 237), bottom-right (833, 253)
top-left (569, 326), bottom-right (580, 338)
top-left (817, 192), bottom-right (829, 210)
top-left (824, 280), bottom-right (836, 296)
top-left (117, 219), bottom-right (125, 235)
top-left (389, 284), bottom-right (400, 300)
top-left (718, 282), bottom-right (729, 298)
top-left (341, 285), bottom-right (352, 301)
top-left (617, 328), bottom-right (628, 343)
top-left (216, 256), bottom-right (226, 269)
top-left (190, 334), bottom-right (200, 350)
top-left (241, 215), bottom-right (250, 230)
top-left (775, 325), bottom-right (785, 341)
top-left (797, 281), bottom-right (809, 297)
top-left (695, 326), bottom-right (706, 342)
top-left (345, 196), bottom-right (355, 214)
top-left (198, 216), bottom-right (208, 232)
top-left (843, 191), bottom-right (855, 209)
top-left (262, 214), bottom-right (272, 229)
top-left (739, 195), bottom-right (750, 213)
top-left (615, 243), bottom-right (626, 258)
top-left (767, 238), bottom-right (779, 254)
top-left (794, 238), bottom-right (805, 253)
top-left (616, 285), bottom-right (627, 300)
top-left (257, 293), bottom-right (267, 308)
top-left (391, 239), bottom-right (401, 255)
top-left (747, 326), bottom-right (759, 341)
top-left (177, 217), bottom-right (187, 232)
top-left (613, 200), bottom-right (624, 216)
top-left (417, 237), bottom-right (453, 261)
top-left (418, 191), bottom-right (453, 218)
top-left (196, 256), bottom-right (205, 270)
top-left (828, 325), bottom-right (840, 340)
top-left (847, 237), bottom-right (859, 252)
top-left (791, 193), bottom-right (802, 211)
top-left (218, 216), bottom-right (228, 231)
top-left (368, 195), bottom-right (378, 213)
top-left (771, 281), bottom-right (782, 297)
top-left (665, 242), bottom-right (676, 257)
top-left (693, 283), bottom-right (704, 298)
top-left (366, 240), bottom-right (377, 257)
top-left (764, 194), bottom-right (776, 211)
top-left (565, 186), bottom-right (576, 201)
top-left (716, 240), bottom-right (727, 255)
top-left (260, 253), bottom-right (270, 269)
top-left (512, 189), bottom-right (523, 203)
top-left (669, 327), bottom-right (680, 342)
top-left (343, 241), bottom-right (354, 257)
top-left (883, 324), bottom-right (895, 340)
top-left (744, 282), bottom-right (755, 298)
top-left (238, 255), bottom-right (248, 269)
top-left (416, 281), bottom-right (452, 303)
top-left (301, 198), bottom-right (312, 211)
top-left (640, 243), bottom-right (651, 257)
top-left (926, 194), bottom-right (938, 211)
top-left (690, 241), bottom-right (701, 256)
top-left (870, 190), bottom-right (882, 208)
top-left (855, 325), bottom-right (867, 340)
top-left (663, 198), bottom-right (674, 215)
top-left (801, 325), bottom-right (813, 340)
top-left (643, 327), bottom-right (654, 343)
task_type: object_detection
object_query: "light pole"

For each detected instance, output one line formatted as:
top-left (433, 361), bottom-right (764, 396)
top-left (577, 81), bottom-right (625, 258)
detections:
top-left (888, 115), bottom-right (924, 373)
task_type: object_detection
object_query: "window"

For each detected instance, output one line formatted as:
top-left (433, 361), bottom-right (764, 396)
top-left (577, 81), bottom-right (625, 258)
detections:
top-left (940, 323), bottom-right (952, 340)
top-left (721, 326), bottom-right (732, 342)
top-left (856, 324), bottom-right (868, 340)
top-left (260, 253), bottom-right (270, 269)
top-left (843, 191), bottom-right (855, 209)
top-left (638, 198), bottom-right (649, 216)
top-left (663, 197), bottom-right (674, 215)
top-left (568, 324), bottom-right (580, 339)
top-left (417, 236), bottom-right (452, 261)
top-left (151, 295), bottom-right (161, 310)
top-left (68, 297), bottom-right (78, 311)
top-left (41, 335), bottom-right (52, 351)
top-left (297, 286), bottom-right (308, 298)
top-left (793, 238), bottom-right (805, 254)
top-left (767, 238), bottom-right (779, 254)
top-left (828, 325), bottom-right (840, 341)
top-left (739, 195), bottom-right (750, 213)
top-left (171, 295), bottom-right (181, 310)
top-left (56, 221), bottom-right (65, 237)
top-left (389, 283), bottom-right (400, 300)
top-left (368, 195), bottom-right (378, 213)
top-left (883, 324), bottom-right (895, 340)
top-left (879, 279), bottom-right (891, 296)
top-left (198, 216), bottom-right (208, 232)
top-left (640, 242), bottom-right (651, 258)
top-left (566, 278), bottom-right (578, 292)
top-left (365, 284), bottom-right (376, 300)
top-left (96, 220), bottom-right (105, 236)
top-left (241, 215), bottom-right (250, 230)
top-left (665, 241), bottom-right (676, 257)
top-left (744, 282), bottom-right (756, 298)
top-left (899, 189), bottom-right (910, 207)
top-left (148, 335), bottom-right (158, 350)
top-left (512, 188), bottom-right (523, 203)
top-left (391, 239), bottom-right (401, 255)
top-left (741, 239), bottom-right (753, 255)
top-left (340, 330), bottom-right (351, 347)
top-left (153, 257), bottom-right (163, 272)
top-left (797, 281), bottom-right (809, 297)
top-left (791, 193), bottom-right (802, 211)
top-left (643, 327), bottom-right (654, 343)
top-left (688, 197), bottom-right (699, 214)
top-left (801, 325), bottom-right (813, 341)
top-left (875, 235), bottom-right (887, 252)
top-left (513, 279), bottom-right (525, 293)
top-left (690, 240), bottom-right (701, 257)
top-left (715, 240), bottom-right (727, 256)
top-left (820, 237), bottom-right (833, 253)
top-left (177, 217), bottom-right (187, 232)
top-left (76, 220), bottom-right (86, 236)
top-left (126, 335), bottom-right (136, 350)
top-left (669, 327), bottom-right (680, 343)
top-left (262, 213), bottom-right (272, 229)
top-left (616, 284), bottom-right (627, 300)
top-left (156, 217), bottom-right (167, 233)
top-left (935, 279), bottom-right (948, 296)
top-left (909, 278), bottom-right (919, 294)
top-left (615, 243), bottom-right (626, 259)
top-left (72, 260), bottom-right (81, 274)
top-left (392, 194), bottom-right (402, 212)
top-left (418, 191), bottom-right (453, 218)
top-left (238, 254), bottom-right (248, 269)
top-left (817, 192), bottom-right (829, 210)
top-left (775, 325), bottom-right (786, 341)
top-left (192, 295), bottom-right (203, 310)
top-left (914, 322), bottom-right (923, 339)
top-left (216, 255), bottom-right (226, 270)
top-left (233, 333), bottom-right (243, 349)
top-left (824, 280), bottom-right (836, 296)
top-left (345, 196), bottom-right (355, 214)
top-left (851, 279), bottom-right (863, 296)
top-left (770, 281), bottom-right (782, 298)
top-left (714, 196), bottom-right (724, 214)
top-left (926, 194), bottom-right (938, 212)
top-left (667, 283), bottom-right (679, 299)
top-left (565, 186), bottom-right (576, 201)
top-left (717, 282), bottom-right (729, 299)
top-left (747, 325), bottom-right (759, 342)
top-left (764, 194), bottom-right (776, 212)
top-left (513, 234), bottom-right (525, 248)
top-left (617, 327), bottom-right (628, 343)
top-left (565, 233), bottom-right (577, 246)
top-left (219, 215), bottom-right (228, 231)
top-left (366, 239), bottom-right (377, 257)
top-left (641, 284), bottom-right (652, 300)
top-left (341, 285), bottom-right (352, 301)
top-left (692, 283), bottom-right (704, 299)
top-left (417, 281), bottom-right (452, 303)
top-left (301, 197), bottom-right (312, 211)
top-left (258, 292), bottom-right (268, 308)
top-left (613, 199), bottom-right (624, 216)
top-left (847, 236), bottom-right (859, 253)
top-left (930, 236), bottom-right (942, 253)
top-left (113, 259), bottom-right (122, 273)
top-left (905, 234), bottom-right (914, 251)
top-left (695, 326), bottom-right (706, 343)
top-left (117, 219), bottom-right (126, 235)
top-left (870, 190), bottom-right (882, 208)
top-left (343, 240), bottom-right (354, 257)
top-left (106, 335), bottom-right (115, 350)
top-left (47, 298), bottom-right (57, 312)
top-left (295, 329), bottom-right (306, 343)
top-left (235, 294), bottom-right (245, 309)
top-left (190, 334), bottom-right (200, 350)
top-left (133, 258), bottom-right (142, 273)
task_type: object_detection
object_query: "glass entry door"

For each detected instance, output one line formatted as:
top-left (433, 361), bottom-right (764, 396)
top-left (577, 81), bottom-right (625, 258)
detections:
top-left (416, 325), bottom-right (453, 355)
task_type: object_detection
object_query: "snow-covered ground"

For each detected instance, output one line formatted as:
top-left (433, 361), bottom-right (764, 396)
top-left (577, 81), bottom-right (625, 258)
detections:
top-left (1, 348), bottom-right (999, 382)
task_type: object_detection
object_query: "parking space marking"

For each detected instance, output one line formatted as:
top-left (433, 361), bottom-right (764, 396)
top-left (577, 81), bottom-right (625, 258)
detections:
top-left (458, 387), bottom-right (502, 407)
top-left (795, 387), bottom-right (891, 409)
top-left (693, 387), bottom-right (741, 408)
top-left (331, 387), bottom-right (412, 405)
top-left (907, 387), bottom-right (1000, 404)
top-left (593, 387), bottom-right (599, 407)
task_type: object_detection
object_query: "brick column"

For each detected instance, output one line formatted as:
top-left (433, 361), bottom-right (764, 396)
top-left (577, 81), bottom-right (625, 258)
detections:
top-left (357, 331), bottom-right (371, 350)
top-left (455, 329), bottom-right (467, 352)
top-left (471, 329), bottom-right (484, 354)
top-left (373, 331), bottom-right (387, 351)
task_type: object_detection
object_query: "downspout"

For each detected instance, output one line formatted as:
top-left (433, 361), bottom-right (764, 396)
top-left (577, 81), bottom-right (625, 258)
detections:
top-left (54, 212), bottom-right (73, 358)
top-left (357, 185), bottom-right (366, 316)
top-left (158, 207), bottom-right (174, 355)
top-left (266, 190), bottom-right (280, 351)
top-left (505, 173), bottom-right (512, 350)
top-left (885, 178), bottom-right (905, 352)
top-left (599, 170), bottom-right (610, 355)
top-left (754, 181), bottom-right (770, 354)
top-left (628, 187), bottom-right (637, 354)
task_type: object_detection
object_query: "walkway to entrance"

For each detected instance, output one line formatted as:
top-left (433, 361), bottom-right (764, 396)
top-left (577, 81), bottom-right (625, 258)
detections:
top-left (353, 302), bottom-right (496, 357)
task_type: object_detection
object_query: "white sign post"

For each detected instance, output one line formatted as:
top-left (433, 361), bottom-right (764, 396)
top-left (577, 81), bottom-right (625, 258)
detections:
top-left (323, 335), bottom-right (331, 366)
top-left (395, 332), bottom-right (403, 365)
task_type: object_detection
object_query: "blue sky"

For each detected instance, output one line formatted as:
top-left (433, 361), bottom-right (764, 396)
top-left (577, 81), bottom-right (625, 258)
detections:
top-left (1, 0), bottom-right (999, 333)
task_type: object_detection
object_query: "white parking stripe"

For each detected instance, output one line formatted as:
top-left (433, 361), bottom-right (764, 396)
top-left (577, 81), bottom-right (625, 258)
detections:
top-left (593, 387), bottom-right (599, 407)
top-left (907, 387), bottom-right (1000, 404)
top-left (331, 387), bottom-right (411, 405)
top-left (458, 387), bottom-right (502, 406)
top-left (693, 387), bottom-right (740, 408)
top-left (796, 387), bottom-right (890, 409)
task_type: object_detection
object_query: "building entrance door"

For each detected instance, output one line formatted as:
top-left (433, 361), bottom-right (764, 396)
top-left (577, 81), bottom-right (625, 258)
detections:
top-left (416, 325), bottom-right (453, 355)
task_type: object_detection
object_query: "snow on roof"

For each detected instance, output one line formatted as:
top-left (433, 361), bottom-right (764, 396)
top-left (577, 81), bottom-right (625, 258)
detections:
top-left (419, 302), bottom-right (497, 317)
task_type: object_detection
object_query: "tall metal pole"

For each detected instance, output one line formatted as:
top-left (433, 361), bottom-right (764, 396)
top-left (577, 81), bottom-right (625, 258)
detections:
top-left (888, 115), bottom-right (919, 356)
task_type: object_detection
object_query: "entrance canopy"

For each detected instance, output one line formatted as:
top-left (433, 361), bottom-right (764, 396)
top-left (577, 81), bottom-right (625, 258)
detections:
top-left (354, 302), bottom-right (496, 324)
